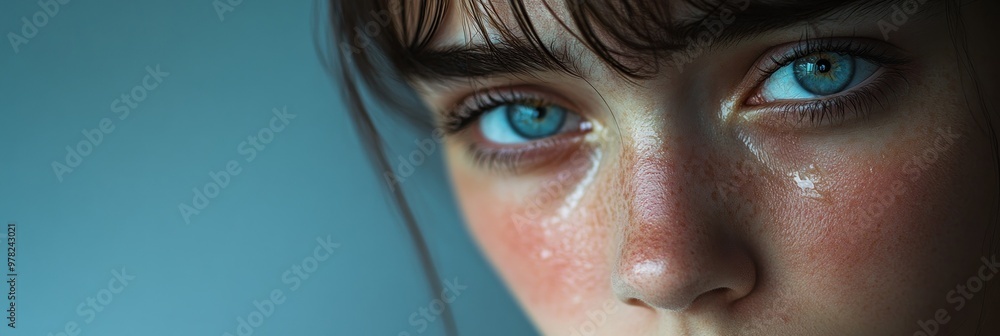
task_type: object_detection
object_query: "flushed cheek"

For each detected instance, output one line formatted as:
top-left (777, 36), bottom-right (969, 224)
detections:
top-left (761, 124), bottom-right (986, 331)
top-left (447, 145), bottom-right (616, 330)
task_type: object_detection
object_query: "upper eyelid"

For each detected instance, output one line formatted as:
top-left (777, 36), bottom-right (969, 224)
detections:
top-left (439, 38), bottom-right (912, 131)
top-left (741, 70), bottom-right (909, 128)
top-left (738, 38), bottom-right (912, 104)
top-left (754, 38), bottom-right (910, 76)
top-left (445, 90), bottom-right (545, 131)
top-left (441, 86), bottom-right (585, 133)
top-left (735, 40), bottom-right (913, 127)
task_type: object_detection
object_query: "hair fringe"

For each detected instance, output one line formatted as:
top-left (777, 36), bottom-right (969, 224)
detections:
top-left (322, 0), bottom-right (1000, 334)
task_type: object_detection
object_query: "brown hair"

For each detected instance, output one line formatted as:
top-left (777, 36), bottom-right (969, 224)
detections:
top-left (318, 0), bottom-right (999, 334)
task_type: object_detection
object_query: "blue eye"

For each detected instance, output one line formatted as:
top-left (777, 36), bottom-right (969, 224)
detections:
top-left (478, 103), bottom-right (575, 144)
top-left (761, 52), bottom-right (879, 101)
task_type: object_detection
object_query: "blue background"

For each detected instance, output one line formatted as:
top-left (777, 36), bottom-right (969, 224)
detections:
top-left (0, 0), bottom-right (536, 335)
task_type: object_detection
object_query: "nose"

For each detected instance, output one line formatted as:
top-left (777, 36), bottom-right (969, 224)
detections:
top-left (611, 150), bottom-right (757, 311)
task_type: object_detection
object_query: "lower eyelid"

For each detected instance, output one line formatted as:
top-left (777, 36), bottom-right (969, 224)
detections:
top-left (740, 68), bottom-right (908, 129)
top-left (742, 38), bottom-right (911, 107)
top-left (462, 110), bottom-right (594, 172)
top-left (465, 132), bottom-right (592, 173)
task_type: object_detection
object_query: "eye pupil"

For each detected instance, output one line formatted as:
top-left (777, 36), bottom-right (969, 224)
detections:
top-left (816, 59), bottom-right (831, 73)
top-left (531, 107), bottom-right (548, 120)
top-left (506, 104), bottom-right (567, 140)
top-left (793, 52), bottom-right (856, 96)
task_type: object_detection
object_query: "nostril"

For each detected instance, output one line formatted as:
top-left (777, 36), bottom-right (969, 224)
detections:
top-left (623, 297), bottom-right (647, 308)
top-left (612, 253), bottom-right (757, 311)
top-left (692, 287), bottom-right (730, 306)
top-left (702, 287), bottom-right (728, 297)
top-left (688, 285), bottom-right (755, 311)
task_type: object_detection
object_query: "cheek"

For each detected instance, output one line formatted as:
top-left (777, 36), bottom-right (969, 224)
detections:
top-left (447, 144), bottom-right (616, 327)
top-left (760, 118), bottom-right (993, 329)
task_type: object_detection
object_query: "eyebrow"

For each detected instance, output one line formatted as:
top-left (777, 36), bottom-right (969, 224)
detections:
top-left (407, 41), bottom-right (581, 81)
top-left (405, 0), bottom-right (901, 82)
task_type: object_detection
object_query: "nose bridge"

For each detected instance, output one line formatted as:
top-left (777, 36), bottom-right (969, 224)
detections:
top-left (620, 145), bottom-right (707, 270)
top-left (611, 135), bottom-right (755, 311)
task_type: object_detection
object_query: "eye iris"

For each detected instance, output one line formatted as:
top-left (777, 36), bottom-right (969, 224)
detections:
top-left (793, 52), bottom-right (856, 95)
top-left (506, 104), bottom-right (567, 139)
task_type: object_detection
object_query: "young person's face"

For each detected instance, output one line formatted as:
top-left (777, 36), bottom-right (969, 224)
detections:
top-left (405, 0), bottom-right (1000, 334)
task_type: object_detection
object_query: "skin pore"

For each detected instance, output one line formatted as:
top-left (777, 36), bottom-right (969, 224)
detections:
top-left (369, 0), bottom-right (1000, 335)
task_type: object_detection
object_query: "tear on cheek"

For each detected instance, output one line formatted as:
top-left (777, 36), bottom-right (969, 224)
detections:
top-left (789, 164), bottom-right (826, 200)
top-left (462, 150), bottom-right (612, 306)
top-left (799, 127), bottom-right (967, 283)
top-left (493, 199), bottom-right (612, 311)
top-left (510, 158), bottom-right (600, 233)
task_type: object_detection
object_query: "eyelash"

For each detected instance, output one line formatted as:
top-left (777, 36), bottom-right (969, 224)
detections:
top-left (440, 88), bottom-right (589, 172)
top-left (440, 39), bottom-right (912, 171)
top-left (441, 89), bottom-right (551, 134)
top-left (744, 38), bottom-right (912, 126)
